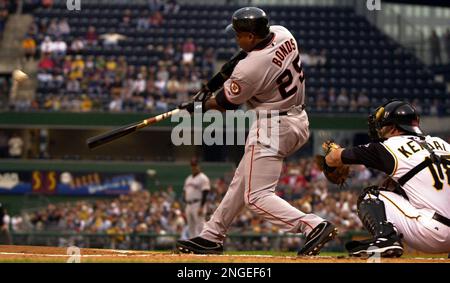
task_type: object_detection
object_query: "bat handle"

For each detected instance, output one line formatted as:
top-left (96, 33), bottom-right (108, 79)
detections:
top-left (137, 108), bottom-right (181, 129)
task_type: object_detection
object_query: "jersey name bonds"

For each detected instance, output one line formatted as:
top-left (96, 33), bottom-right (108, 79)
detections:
top-left (272, 39), bottom-right (297, 67)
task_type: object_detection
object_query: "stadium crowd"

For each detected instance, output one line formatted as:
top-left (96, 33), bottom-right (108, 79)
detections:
top-left (8, 157), bottom-right (381, 251)
top-left (17, 1), bottom-right (341, 114)
top-left (21, 0), bottom-right (216, 112)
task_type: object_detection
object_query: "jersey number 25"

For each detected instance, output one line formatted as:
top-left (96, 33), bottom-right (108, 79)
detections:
top-left (276, 54), bottom-right (305, 99)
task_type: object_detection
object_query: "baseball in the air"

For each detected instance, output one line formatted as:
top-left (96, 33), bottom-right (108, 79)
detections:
top-left (12, 69), bottom-right (29, 83)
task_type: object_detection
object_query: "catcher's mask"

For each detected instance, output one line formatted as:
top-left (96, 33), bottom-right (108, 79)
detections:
top-left (368, 100), bottom-right (423, 141)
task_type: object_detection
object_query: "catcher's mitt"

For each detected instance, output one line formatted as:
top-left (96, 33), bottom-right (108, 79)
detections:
top-left (315, 140), bottom-right (350, 185)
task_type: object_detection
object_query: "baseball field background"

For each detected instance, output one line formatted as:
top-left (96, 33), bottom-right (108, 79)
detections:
top-left (0, 0), bottom-right (449, 263)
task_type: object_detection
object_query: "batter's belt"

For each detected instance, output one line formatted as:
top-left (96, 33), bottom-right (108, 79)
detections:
top-left (433, 212), bottom-right (450, 228)
top-left (186, 199), bottom-right (201, 205)
top-left (256, 104), bottom-right (305, 118)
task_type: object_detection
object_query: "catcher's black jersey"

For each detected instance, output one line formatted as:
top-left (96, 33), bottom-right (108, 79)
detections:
top-left (342, 135), bottom-right (450, 218)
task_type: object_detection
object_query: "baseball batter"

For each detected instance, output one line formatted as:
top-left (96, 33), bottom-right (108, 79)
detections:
top-left (176, 7), bottom-right (337, 255)
top-left (325, 100), bottom-right (450, 256)
top-left (183, 159), bottom-right (211, 238)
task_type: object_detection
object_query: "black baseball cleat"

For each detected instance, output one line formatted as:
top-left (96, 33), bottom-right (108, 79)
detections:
top-left (345, 236), bottom-right (403, 258)
top-left (298, 221), bottom-right (338, 256)
top-left (176, 237), bottom-right (224, 254)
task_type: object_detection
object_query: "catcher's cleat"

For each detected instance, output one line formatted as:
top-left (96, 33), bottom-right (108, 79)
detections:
top-left (298, 221), bottom-right (338, 256)
top-left (176, 237), bottom-right (223, 255)
top-left (346, 236), bottom-right (403, 258)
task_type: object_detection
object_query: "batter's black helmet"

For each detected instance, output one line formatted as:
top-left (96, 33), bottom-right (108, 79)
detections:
top-left (368, 100), bottom-right (423, 140)
top-left (225, 7), bottom-right (270, 38)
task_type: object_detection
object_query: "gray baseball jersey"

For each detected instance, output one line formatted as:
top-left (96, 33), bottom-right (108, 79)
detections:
top-left (184, 172), bottom-right (210, 237)
top-left (184, 172), bottom-right (210, 202)
top-left (200, 25), bottom-right (326, 243)
top-left (223, 25), bottom-right (305, 113)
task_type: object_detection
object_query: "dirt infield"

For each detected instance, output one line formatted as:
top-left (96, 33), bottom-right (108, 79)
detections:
top-left (0, 245), bottom-right (449, 263)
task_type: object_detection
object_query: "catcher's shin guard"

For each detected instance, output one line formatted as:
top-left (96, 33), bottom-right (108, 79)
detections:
top-left (357, 186), bottom-right (398, 239)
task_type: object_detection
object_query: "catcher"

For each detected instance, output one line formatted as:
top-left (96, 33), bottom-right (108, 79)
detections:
top-left (318, 100), bottom-right (450, 257)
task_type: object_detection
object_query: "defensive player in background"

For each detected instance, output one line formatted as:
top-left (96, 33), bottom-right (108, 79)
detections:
top-left (182, 158), bottom-right (211, 238)
top-left (176, 7), bottom-right (337, 255)
top-left (0, 203), bottom-right (11, 245)
top-left (325, 100), bottom-right (450, 257)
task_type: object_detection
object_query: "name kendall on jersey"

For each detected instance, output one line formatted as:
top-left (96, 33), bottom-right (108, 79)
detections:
top-left (272, 39), bottom-right (296, 67)
top-left (396, 138), bottom-right (447, 158)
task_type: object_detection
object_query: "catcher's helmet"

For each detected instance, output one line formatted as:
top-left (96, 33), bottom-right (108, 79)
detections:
top-left (368, 100), bottom-right (423, 140)
top-left (225, 7), bottom-right (270, 38)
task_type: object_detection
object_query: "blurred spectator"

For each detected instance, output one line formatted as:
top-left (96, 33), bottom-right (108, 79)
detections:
top-left (40, 36), bottom-right (54, 54)
top-left (47, 19), bottom-right (61, 38)
top-left (357, 92), bottom-right (370, 108)
top-left (8, 133), bottom-right (24, 158)
top-left (70, 55), bottom-right (85, 80)
top-left (85, 26), bottom-right (98, 46)
top-left (163, 0), bottom-right (180, 14)
top-left (155, 96), bottom-right (168, 111)
top-left (58, 19), bottom-right (71, 35)
top-left (0, 203), bottom-right (11, 244)
top-left (70, 37), bottom-right (85, 52)
top-left (300, 50), bottom-right (327, 66)
top-left (315, 90), bottom-right (328, 110)
top-left (156, 64), bottom-right (169, 90)
top-left (121, 10), bottom-right (132, 27)
top-left (430, 30), bottom-right (442, 65)
top-left (100, 33), bottom-right (127, 47)
top-left (300, 52), bottom-right (311, 66)
top-left (148, 0), bottom-right (163, 12)
top-left (22, 34), bottom-right (37, 60)
top-left (166, 75), bottom-right (180, 98)
top-left (445, 28), bottom-right (450, 64)
top-left (430, 99), bottom-right (438, 116)
top-left (149, 11), bottom-right (163, 27)
top-left (53, 37), bottom-right (68, 56)
top-left (109, 94), bottom-right (123, 112)
top-left (328, 88), bottom-right (336, 105)
top-left (202, 47), bottom-right (216, 76)
top-left (336, 89), bottom-right (349, 107)
top-left (182, 38), bottom-right (196, 65)
top-left (132, 73), bottom-right (147, 96)
top-left (42, 0), bottom-right (54, 9)
top-left (66, 78), bottom-right (81, 93)
top-left (80, 95), bottom-right (93, 112)
top-left (137, 12), bottom-right (150, 30)
top-left (349, 94), bottom-right (358, 111)
top-left (38, 53), bottom-right (55, 71)
top-left (37, 70), bottom-right (52, 84)
top-left (316, 49), bottom-right (327, 66)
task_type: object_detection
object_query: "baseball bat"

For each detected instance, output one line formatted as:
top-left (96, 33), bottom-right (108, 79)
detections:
top-left (86, 108), bottom-right (180, 149)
